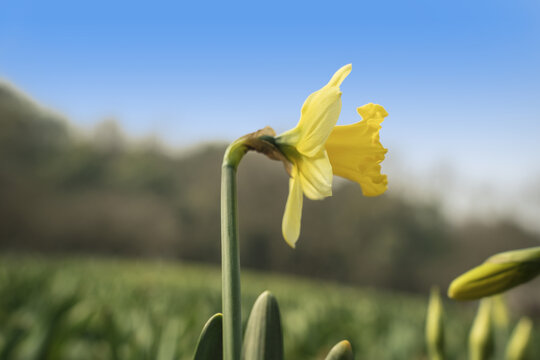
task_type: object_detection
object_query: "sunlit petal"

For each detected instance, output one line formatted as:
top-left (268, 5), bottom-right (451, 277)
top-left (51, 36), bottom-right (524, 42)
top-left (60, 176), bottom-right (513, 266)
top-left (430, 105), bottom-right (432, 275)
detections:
top-left (282, 174), bottom-right (303, 248)
top-left (297, 151), bottom-right (332, 200)
top-left (283, 65), bottom-right (352, 158)
top-left (325, 64), bottom-right (352, 88)
top-left (295, 87), bottom-right (342, 157)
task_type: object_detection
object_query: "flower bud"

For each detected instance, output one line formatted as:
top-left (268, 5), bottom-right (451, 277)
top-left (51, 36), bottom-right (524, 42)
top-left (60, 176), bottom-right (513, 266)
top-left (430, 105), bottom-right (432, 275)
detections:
top-left (426, 287), bottom-right (445, 360)
top-left (469, 298), bottom-right (494, 360)
top-left (505, 317), bottom-right (533, 360)
top-left (448, 247), bottom-right (540, 300)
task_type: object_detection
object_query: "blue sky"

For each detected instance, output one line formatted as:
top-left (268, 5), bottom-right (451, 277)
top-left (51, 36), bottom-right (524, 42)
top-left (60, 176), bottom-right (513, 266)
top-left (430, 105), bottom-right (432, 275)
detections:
top-left (1, 0), bottom-right (540, 227)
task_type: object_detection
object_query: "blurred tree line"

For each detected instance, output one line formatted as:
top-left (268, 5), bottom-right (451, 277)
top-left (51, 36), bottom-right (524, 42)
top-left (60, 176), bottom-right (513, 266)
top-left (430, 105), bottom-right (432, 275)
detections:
top-left (1, 80), bottom-right (540, 296)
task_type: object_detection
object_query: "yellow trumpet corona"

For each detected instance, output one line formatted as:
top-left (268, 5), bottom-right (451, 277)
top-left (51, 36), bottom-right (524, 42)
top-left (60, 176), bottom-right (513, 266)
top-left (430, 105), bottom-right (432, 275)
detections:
top-left (275, 64), bottom-right (388, 247)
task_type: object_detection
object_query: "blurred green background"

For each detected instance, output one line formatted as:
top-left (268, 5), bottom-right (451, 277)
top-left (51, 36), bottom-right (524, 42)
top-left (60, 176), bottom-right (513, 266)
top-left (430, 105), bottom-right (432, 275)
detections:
top-left (1, 78), bottom-right (540, 359)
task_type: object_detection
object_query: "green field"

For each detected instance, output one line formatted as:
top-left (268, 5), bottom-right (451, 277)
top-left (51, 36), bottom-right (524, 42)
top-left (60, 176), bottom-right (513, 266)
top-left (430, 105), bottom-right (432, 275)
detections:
top-left (0, 256), bottom-right (536, 360)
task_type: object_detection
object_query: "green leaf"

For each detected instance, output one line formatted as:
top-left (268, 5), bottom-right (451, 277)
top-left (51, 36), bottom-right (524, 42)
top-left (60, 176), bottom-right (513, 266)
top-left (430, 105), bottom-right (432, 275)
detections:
top-left (193, 313), bottom-right (223, 360)
top-left (157, 318), bottom-right (180, 360)
top-left (325, 340), bottom-right (354, 360)
top-left (241, 291), bottom-right (284, 360)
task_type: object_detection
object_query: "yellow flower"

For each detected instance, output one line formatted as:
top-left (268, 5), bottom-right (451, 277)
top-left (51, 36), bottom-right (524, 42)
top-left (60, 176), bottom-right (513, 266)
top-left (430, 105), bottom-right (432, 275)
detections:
top-left (275, 64), bottom-right (388, 247)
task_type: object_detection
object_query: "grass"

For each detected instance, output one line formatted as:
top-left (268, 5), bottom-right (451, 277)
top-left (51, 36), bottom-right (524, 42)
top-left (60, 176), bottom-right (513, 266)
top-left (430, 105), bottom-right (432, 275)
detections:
top-left (0, 255), bottom-right (536, 359)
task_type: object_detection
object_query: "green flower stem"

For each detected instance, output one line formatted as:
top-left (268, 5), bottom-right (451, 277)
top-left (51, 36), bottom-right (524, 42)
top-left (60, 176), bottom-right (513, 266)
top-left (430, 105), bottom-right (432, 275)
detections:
top-left (221, 139), bottom-right (249, 360)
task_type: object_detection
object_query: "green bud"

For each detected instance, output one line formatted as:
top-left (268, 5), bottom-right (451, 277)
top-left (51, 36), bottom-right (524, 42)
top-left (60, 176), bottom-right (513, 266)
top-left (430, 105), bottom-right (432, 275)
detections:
top-left (469, 298), bottom-right (494, 360)
top-left (223, 126), bottom-right (292, 174)
top-left (505, 317), bottom-right (533, 360)
top-left (448, 247), bottom-right (540, 300)
top-left (325, 340), bottom-right (354, 360)
top-left (426, 287), bottom-right (445, 360)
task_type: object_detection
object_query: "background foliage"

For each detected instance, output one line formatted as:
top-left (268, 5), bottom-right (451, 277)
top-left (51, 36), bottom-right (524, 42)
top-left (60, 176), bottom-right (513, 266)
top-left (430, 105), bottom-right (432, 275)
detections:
top-left (1, 82), bottom-right (539, 297)
top-left (3, 256), bottom-right (537, 360)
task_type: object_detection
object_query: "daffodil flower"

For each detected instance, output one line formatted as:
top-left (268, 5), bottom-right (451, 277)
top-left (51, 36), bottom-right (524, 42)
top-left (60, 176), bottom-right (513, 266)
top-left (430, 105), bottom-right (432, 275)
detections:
top-left (275, 64), bottom-right (388, 247)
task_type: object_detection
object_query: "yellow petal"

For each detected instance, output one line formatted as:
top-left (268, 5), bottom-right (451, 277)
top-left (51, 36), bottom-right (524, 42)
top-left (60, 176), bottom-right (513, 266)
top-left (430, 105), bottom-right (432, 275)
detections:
top-left (325, 103), bottom-right (388, 196)
top-left (295, 87), bottom-right (342, 157)
top-left (282, 174), bottom-right (303, 248)
top-left (297, 150), bottom-right (332, 200)
top-left (325, 63), bottom-right (352, 88)
top-left (278, 65), bottom-right (352, 158)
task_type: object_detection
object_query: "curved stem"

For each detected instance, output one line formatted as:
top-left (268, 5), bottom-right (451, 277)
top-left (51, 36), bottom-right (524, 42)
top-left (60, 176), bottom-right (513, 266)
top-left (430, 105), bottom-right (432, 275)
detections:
top-left (221, 140), bottom-right (248, 360)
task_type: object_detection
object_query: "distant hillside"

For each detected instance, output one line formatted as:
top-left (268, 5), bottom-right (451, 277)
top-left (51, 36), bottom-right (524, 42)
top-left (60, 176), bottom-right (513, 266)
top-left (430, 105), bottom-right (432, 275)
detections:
top-left (1, 80), bottom-right (540, 301)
